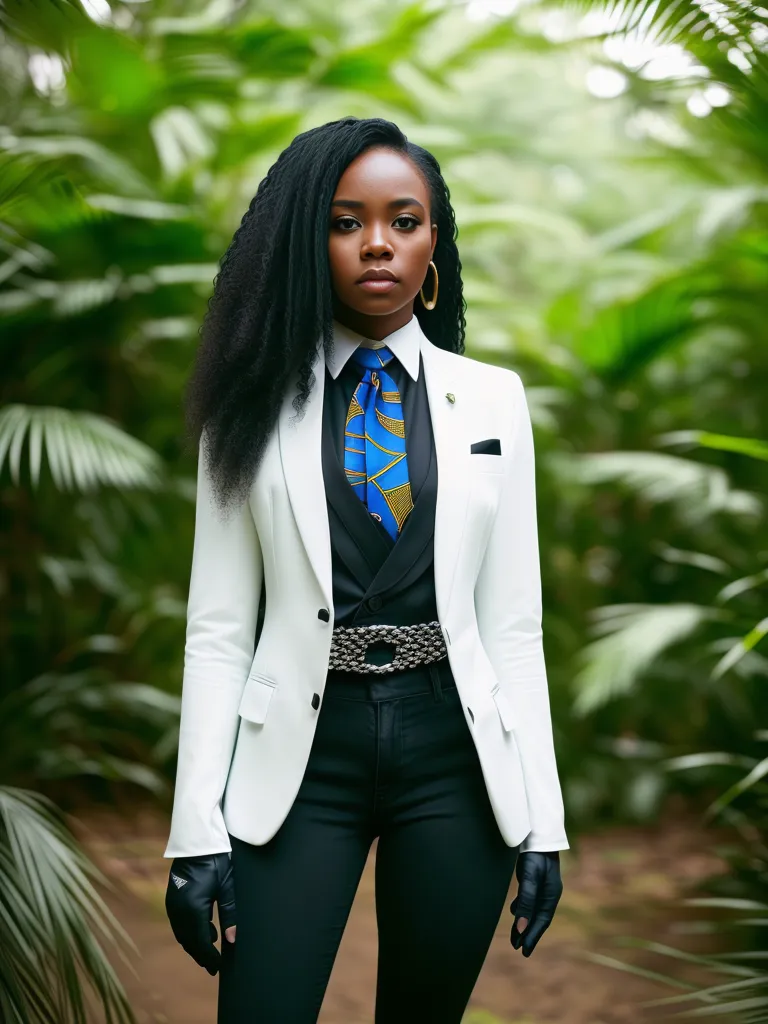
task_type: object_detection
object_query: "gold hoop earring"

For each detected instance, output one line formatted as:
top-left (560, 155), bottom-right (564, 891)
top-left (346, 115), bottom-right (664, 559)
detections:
top-left (419, 260), bottom-right (438, 311)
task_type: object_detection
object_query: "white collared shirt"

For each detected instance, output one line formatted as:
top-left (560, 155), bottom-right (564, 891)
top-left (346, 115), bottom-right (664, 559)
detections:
top-left (325, 315), bottom-right (423, 382)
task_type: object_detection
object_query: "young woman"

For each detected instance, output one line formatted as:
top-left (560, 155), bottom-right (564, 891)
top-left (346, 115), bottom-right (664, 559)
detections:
top-left (163, 116), bottom-right (569, 1023)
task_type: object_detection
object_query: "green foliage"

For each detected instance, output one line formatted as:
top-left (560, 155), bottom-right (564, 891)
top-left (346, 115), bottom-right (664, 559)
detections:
top-left (580, 729), bottom-right (768, 1022)
top-left (1, 0), bottom-right (767, 1017)
top-left (0, 405), bottom-right (163, 490)
top-left (0, 786), bottom-right (136, 1024)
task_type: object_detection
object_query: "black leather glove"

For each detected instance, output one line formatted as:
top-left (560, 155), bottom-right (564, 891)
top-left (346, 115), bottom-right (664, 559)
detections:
top-left (509, 850), bottom-right (563, 957)
top-left (165, 853), bottom-right (236, 975)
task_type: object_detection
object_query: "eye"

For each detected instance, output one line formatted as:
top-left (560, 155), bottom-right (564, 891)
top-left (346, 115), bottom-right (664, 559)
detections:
top-left (394, 215), bottom-right (419, 230)
top-left (333, 216), bottom-right (360, 231)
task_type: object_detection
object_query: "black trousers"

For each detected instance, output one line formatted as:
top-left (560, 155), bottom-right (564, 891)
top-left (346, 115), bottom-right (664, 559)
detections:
top-left (217, 658), bottom-right (519, 1023)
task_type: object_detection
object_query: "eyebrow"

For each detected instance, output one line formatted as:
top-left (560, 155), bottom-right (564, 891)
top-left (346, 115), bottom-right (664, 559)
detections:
top-left (331, 197), bottom-right (425, 212)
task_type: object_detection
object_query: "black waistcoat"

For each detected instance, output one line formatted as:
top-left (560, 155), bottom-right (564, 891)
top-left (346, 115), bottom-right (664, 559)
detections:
top-left (321, 355), bottom-right (439, 630)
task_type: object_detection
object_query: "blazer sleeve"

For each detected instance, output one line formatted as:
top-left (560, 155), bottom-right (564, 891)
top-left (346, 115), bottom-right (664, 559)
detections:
top-left (163, 437), bottom-right (263, 858)
top-left (474, 370), bottom-right (569, 853)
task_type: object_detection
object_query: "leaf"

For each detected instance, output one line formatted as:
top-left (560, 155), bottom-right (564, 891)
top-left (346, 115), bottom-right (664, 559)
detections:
top-left (716, 568), bottom-right (768, 604)
top-left (211, 112), bottom-right (302, 173)
top-left (572, 273), bottom-right (712, 380)
top-left (0, 406), bottom-right (163, 492)
top-left (696, 186), bottom-right (768, 243)
top-left (663, 751), bottom-right (760, 772)
top-left (0, 0), bottom-right (90, 53)
top-left (711, 617), bottom-right (768, 680)
top-left (0, 786), bottom-right (135, 1024)
top-left (435, 14), bottom-right (553, 74)
top-left (154, 17), bottom-right (319, 95)
top-left (456, 202), bottom-right (590, 249)
top-left (658, 429), bottom-right (768, 463)
top-left (315, 48), bottom-right (421, 114)
top-left (1, 135), bottom-right (153, 198)
top-left (68, 25), bottom-right (163, 115)
top-left (704, 754), bottom-right (768, 820)
top-left (150, 106), bottom-right (215, 179)
top-left (84, 194), bottom-right (192, 220)
top-left (561, 450), bottom-right (762, 520)
top-left (560, 0), bottom-right (763, 49)
top-left (573, 603), bottom-right (713, 715)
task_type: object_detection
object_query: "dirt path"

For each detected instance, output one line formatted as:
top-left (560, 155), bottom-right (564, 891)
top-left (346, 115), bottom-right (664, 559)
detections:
top-left (71, 798), bottom-right (730, 1024)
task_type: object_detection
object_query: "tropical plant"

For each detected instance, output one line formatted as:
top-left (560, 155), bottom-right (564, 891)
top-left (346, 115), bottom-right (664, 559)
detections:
top-left (579, 729), bottom-right (768, 1023)
top-left (0, 786), bottom-right (136, 1024)
top-left (545, 0), bottom-right (768, 1013)
top-left (3, 0), bottom-right (768, 1018)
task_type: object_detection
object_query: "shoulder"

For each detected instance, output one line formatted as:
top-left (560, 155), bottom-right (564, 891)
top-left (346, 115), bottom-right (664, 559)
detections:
top-left (434, 345), bottom-right (524, 397)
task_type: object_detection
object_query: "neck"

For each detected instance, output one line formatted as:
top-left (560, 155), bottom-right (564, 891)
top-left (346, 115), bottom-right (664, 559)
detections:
top-left (331, 302), bottom-right (414, 342)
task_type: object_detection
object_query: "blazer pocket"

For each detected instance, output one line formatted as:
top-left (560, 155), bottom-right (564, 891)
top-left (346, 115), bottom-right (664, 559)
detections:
top-left (238, 672), bottom-right (277, 725)
top-left (491, 682), bottom-right (517, 733)
top-left (470, 438), bottom-right (502, 456)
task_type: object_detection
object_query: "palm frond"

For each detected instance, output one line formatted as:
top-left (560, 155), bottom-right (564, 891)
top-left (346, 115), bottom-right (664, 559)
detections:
top-left (559, 0), bottom-right (765, 50)
top-left (658, 429), bottom-right (768, 462)
top-left (2, 136), bottom-right (153, 199)
top-left (557, 0), bottom-right (768, 171)
top-left (0, 405), bottom-right (163, 491)
top-left (0, 0), bottom-right (89, 53)
top-left (560, 449), bottom-right (762, 520)
top-left (571, 272), bottom-right (712, 380)
top-left (573, 603), bottom-right (715, 715)
top-left (0, 671), bottom-right (180, 791)
top-left (0, 786), bottom-right (136, 1024)
top-left (2, 273), bottom-right (123, 318)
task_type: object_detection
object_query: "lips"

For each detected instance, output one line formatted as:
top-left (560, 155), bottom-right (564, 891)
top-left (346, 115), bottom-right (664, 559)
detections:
top-left (357, 269), bottom-right (398, 282)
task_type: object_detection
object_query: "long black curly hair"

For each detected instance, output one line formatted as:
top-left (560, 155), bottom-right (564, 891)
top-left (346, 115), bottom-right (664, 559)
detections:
top-left (186, 115), bottom-right (467, 512)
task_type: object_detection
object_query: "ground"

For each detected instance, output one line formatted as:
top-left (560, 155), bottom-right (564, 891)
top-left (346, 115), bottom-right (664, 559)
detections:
top-left (70, 797), bottom-right (733, 1024)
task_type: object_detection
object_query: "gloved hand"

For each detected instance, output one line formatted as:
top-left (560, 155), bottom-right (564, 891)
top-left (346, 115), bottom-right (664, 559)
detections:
top-left (509, 850), bottom-right (563, 957)
top-left (165, 852), bottom-right (236, 975)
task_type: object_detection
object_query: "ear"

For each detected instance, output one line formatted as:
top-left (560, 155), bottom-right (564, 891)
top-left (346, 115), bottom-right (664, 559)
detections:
top-left (430, 222), bottom-right (438, 257)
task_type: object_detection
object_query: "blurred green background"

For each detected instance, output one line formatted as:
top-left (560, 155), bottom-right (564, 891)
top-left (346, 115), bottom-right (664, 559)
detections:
top-left (1, 0), bottom-right (767, 1021)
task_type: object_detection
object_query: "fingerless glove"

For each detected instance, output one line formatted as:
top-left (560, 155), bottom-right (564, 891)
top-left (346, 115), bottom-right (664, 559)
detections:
top-left (165, 852), bottom-right (236, 975)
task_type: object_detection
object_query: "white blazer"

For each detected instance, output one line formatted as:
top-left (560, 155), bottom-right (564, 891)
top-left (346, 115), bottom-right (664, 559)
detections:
top-left (164, 316), bottom-right (569, 859)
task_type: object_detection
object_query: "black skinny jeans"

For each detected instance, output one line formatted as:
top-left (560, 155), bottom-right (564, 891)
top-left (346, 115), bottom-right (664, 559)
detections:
top-left (217, 657), bottom-right (519, 1023)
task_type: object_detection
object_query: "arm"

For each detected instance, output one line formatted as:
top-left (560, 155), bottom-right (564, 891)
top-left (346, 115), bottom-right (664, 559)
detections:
top-left (474, 371), bottom-right (568, 854)
top-left (164, 437), bottom-right (263, 858)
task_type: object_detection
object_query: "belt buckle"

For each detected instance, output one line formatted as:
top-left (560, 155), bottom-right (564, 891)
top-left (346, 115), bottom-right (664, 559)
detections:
top-left (362, 625), bottom-right (399, 673)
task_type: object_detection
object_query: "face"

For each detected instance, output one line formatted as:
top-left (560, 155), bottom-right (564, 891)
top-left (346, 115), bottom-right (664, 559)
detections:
top-left (328, 147), bottom-right (437, 339)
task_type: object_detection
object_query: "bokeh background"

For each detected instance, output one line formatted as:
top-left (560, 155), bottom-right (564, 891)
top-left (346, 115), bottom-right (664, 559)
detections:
top-left (1, 0), bottom-right (767, 1022)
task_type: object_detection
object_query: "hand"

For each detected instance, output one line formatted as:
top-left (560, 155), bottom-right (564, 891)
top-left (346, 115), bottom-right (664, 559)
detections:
top-left (165, 852), bottom-right (237, 975)
top-left (509, 850), bottom-right (563, 957)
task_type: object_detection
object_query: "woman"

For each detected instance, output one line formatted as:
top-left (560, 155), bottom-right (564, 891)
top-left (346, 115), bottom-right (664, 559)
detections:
top-left (163, 116), bottom-right (568, 1023)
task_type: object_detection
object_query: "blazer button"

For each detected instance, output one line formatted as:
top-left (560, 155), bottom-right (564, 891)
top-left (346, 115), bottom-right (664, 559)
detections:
top-left (367, 595), bottom-right (383, 612)
top-left (311, 693), bottom-right (321, 710)
top-left (317, 608), bottom-right (330, 622)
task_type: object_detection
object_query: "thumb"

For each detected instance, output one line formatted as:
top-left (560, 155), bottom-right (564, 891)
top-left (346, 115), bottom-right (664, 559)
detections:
top-left (225, 925), bottom-right (237, 944)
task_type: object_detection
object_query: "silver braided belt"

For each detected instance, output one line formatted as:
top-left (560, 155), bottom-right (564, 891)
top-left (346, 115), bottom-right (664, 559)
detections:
top-left (328, 620), bottom-right (448, 675)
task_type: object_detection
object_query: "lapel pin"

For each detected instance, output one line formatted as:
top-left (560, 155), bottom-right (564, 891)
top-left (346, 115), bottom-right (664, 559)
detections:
top-left (445, 392), bottom-right (455, 404)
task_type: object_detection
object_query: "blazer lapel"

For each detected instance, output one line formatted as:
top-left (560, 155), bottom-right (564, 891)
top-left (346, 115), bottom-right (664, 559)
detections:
top-left (420, 338), bottom-right (470, 624)
top-left (278, 339), bottom-right (334, 612)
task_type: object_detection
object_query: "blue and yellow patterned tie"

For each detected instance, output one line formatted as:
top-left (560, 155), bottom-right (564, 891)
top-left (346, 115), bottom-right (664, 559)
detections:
top-left (344, 346), bottom-right (413, 541)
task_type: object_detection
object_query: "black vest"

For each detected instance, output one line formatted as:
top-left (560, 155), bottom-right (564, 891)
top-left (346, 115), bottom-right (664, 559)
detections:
top-left (321, 355), bottom-right (439, 636)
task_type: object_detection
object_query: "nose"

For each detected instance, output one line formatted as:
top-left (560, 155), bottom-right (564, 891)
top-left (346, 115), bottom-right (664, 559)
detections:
top-left (361, 222), bottom-right (394, 259)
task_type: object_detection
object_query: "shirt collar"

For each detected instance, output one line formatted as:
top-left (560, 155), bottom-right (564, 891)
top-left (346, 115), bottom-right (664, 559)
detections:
top-left (325, 314), bottom-right (423, 382)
